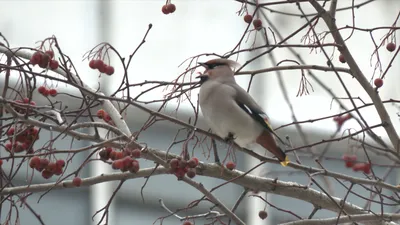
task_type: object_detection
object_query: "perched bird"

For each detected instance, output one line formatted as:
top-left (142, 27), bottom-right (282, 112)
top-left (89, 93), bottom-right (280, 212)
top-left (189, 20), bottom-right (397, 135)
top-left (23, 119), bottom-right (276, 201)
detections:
top-left (197, 58), bottom-right (289, 166)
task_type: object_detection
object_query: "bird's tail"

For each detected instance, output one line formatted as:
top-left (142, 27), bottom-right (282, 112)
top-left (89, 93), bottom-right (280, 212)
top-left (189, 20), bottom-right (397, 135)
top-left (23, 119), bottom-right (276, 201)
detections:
top-left (256, 130), bottom-right (290, 166)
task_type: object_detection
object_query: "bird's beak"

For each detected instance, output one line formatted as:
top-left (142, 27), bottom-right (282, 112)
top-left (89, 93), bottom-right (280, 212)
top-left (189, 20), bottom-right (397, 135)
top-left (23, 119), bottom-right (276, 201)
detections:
top-left (196, 62), bottom-right (209, 81)
top-left (196, 74), bottom-right (208, 80)
top-left (197, 62), bottom-right (208, 68)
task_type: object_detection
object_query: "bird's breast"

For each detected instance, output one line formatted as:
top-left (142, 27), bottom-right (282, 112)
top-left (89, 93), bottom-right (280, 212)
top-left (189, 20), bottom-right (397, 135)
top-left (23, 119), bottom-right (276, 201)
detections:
top-left (199, 84), bottom-right (263, 147)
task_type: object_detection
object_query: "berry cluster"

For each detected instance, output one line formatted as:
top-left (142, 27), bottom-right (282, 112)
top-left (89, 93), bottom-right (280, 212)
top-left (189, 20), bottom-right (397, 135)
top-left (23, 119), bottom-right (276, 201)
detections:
top-left (243, 14), bottom-right (262, 30)
top-left (333, 113), bottom-right (352, 127)
top-left (38, 86), bottom-right (58, 97)
top-left (30, 50), bottom-right (59, 70)
top-left (182, 221), bottom-right (193, 225)
top-left (169, 157), bottom-right (199, 180)
top-left (342, 154), bottom-right (371, 174)
top-left (11, 98), bottom-right (36, 114)
top-left (5, 127), bottom-right (39, 153)
top-left (162, 3), bottom-right (176, 14)
top-left (97, 109), bottom-right (112, 124)
top-left (29, 156), bottom-right (66, 179)
top-left (99, 147), bottom-right (140, 173)
top-left (89, 59), bottom-right (114, 75)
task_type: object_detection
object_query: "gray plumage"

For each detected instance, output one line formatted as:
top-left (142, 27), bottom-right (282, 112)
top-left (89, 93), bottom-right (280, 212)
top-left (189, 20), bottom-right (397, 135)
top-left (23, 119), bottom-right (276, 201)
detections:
top-left (197, 58), bottom-right (289, 166)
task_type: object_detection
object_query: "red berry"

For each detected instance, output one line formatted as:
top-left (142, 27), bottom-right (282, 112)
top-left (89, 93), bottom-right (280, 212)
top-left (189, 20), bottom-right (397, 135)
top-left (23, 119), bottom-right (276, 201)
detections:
top-left (98, 63), bottom-right (107, 73)
top-left (122, 156), bottom-right (133, 169)
top-left (89, 60), bottom-right (96, 69)
top-left (39, 54), bottom-right (50, 68)
top-left (112, 160), bottom-right (123, 170)
top-left (131, 149), bottom-right (141, 158)
top-left (40, 158), bottom-right (49, 168)
top-left (226, 161), bottom-right (236, 170)
top-left (186, 169), bottom-right (196, 178)
top-left (109, 150), bottom-right (117, 160)
top-left (56, 159), bottom-right (65, 168)
top-left (162, 5), bottom-right (169, 14)
top-left (44, 50), bottom-right (54, 59)
top-left (14, 144), bottom-right (25, 153)
top-left (182, 221), bottom-right (193, 225)
top-left (258, 210), bottom-right (268, 220)
top-left (169, 158), bottom-right (179, 170)
top-left (253, 19), bottom-right (262, 30)
top-left (339, 54), bottom-right (346, 63)
top-left (115, 151), bottom-right (124, 160)
top-left (6, 127), bottom-right (15, 136)
top-left (352, 163), bottom-right (365, 172)
top-left (166, 4), bottom-right (176, 13)
top-left (48, 89), bottom-right (58, 97)
top-left (43, 89), bottom-right (50, 96)
top-left (129, 160), bottom-right (140, 173)
top-left (21, 142), bottom-right (30, 150)
top-left (38, 86), bottom-right (47, 94)
top-left (105, 65), bottom-right (114, 75)
top-left (362, 163), bottom-right (371, 174)
top-left (104, 114), bottom-right (112, 122)
top-left (46, 163), bottom-right (57, 173)
top-left (100, 147), bottom-right (113, 160)
top-left (96, 109), bottom-right (105, 119)
top-left (374, 78), bottom-right (383, 88)
top-left (342, 154), bottom-right (357, 168)
top-left (35, 160), bottom-right (46, 172)
top-left (92, 60), bottom-right (104, 70)
top-left (99, 149), bottom-right (110, 161)
top-left (105, 147), bottom-right (113, 154)
top-left (30, 52), bottom-right (43, 65)
top-left (179, 160), bottom-right (187, 169)
top-left (386, 42), bottom-right (396, 52)
top-left (29, 156), bottom-right (41, 169)
top-left (244, 14), bottom-right (253, 24)
top-left (345, 160), bottom-right (355, 168)
top-left (54, 166), bottom-right (63, 176)
top-left (41, 170), bottom-right (53, 179)
top-left (72, 177), bottom-right (82, 187)
top-left (49, 60), bottom-right (59, 70)
top-left (0, 160), bottom-right (3, 167)
top-left (187, 158), bottom-right (199, 168)
top-left (23, 97), bottom-right (30, 103)
top-left (29, 127), bottom-right (39, 136)
top-left (192, 157), bottom-right (199, 164)
top-left (174, 168), bottom-right (186, 180)
top-left (5, 142), bottom-right (13, 152)
top-left (30, 101), bottom-right (36, 106)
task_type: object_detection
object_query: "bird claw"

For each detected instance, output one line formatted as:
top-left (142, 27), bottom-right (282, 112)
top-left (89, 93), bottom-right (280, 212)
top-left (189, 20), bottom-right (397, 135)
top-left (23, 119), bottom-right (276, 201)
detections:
top-left (224, 132), bottom-right (235, 144)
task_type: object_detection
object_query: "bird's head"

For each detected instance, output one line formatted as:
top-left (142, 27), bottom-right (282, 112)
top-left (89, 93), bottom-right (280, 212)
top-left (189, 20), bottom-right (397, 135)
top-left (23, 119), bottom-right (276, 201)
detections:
top-left (196, 58), bottom-right (241, 83)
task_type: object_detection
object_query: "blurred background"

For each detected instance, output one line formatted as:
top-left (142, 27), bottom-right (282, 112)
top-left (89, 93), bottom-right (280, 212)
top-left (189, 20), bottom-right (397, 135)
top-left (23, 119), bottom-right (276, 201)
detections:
top-left (1, 0), bottom-right (400, 224)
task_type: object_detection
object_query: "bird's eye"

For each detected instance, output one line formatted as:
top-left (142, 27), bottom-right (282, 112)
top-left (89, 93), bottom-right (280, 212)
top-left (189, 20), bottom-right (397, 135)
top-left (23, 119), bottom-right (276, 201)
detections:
top-left (206, 63), bottom-right (224, 69)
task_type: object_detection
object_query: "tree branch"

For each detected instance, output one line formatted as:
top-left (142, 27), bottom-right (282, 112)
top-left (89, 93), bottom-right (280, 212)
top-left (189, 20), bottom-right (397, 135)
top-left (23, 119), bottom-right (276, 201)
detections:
top-left (280, 213), bottom-right (400, 225)
top-left (308, 0), bottom-right (400, 153)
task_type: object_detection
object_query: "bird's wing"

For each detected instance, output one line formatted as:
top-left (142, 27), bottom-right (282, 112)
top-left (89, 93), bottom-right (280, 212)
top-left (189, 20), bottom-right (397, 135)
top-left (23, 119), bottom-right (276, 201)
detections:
top-left (233, 85), bottom-right (285, 144)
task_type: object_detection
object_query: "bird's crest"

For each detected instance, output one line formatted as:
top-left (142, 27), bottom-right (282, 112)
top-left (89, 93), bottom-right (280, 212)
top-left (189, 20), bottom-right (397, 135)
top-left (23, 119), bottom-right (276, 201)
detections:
top-left (203, 58), bottom-right (241, 70)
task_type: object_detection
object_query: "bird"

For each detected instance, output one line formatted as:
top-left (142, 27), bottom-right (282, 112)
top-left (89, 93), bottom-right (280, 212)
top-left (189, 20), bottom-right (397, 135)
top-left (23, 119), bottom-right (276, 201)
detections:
top-left (196, 58), bottom-right (289, 166)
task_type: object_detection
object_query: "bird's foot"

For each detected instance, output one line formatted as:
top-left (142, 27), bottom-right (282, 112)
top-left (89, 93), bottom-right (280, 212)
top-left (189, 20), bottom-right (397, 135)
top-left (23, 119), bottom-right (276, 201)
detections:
top-left (224, 132), bottom-right (235, 144)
